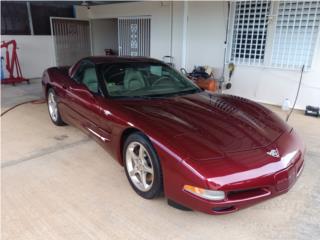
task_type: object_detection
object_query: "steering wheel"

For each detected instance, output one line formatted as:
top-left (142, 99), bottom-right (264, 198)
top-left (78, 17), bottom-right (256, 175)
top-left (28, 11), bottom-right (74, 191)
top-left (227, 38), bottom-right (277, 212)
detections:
top-left (152, 76), bottom-right (173, 86)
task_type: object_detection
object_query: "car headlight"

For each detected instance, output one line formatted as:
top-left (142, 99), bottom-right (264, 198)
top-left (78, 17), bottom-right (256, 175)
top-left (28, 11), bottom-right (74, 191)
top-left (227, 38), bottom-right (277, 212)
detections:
top-left (183, 185), bottom-right (225, 201)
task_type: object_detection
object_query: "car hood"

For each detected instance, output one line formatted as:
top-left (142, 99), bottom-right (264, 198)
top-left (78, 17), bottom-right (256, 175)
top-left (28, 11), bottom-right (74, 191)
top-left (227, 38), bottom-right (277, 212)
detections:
top-left (117, 92), bottom-right (290, 160)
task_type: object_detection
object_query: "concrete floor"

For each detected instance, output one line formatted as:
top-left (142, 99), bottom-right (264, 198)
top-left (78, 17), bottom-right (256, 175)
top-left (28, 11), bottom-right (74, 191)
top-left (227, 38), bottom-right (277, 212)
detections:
top-left (1, 80), bottom-right (320, 240)
top-left (1, 79), bottom-right (43, 110)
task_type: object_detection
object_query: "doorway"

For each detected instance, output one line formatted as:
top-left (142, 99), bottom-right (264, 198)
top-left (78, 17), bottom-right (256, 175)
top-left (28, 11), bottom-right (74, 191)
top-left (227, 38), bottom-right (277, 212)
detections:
top-left (118, 16), bottom-right (151, 57)
top-left (91, 16), bottom-right (151, 57)
top-left (51, 16), bottom-right (151, 66)
top-left (90, 18), bottom-right (118, 56)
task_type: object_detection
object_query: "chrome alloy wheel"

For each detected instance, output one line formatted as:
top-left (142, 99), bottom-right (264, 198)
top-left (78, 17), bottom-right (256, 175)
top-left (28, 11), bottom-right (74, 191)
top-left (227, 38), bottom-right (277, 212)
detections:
top-left (125, 142), bottom-right (154, 192)
top-left (48, 91), bottom-right (58, 122)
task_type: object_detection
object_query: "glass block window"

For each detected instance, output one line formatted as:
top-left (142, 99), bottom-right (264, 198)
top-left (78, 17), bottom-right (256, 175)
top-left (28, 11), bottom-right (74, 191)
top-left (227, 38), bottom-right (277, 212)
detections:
top-left (271, 1), bottom-right (320, 69)
top-left (230, 0), bottom-right (271, 65)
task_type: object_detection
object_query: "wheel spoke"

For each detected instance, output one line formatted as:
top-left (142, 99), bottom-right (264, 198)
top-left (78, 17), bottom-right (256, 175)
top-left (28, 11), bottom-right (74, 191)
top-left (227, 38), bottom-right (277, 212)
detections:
top-left (140, 171), bottom-right (147, 189)
top-left (125, 141), bottom-right (154, 192)
top-left (143, 164), bottom-right (153, 174)
top-left (131, 151), bottom-right (137, 161)
top-left (48, 92), bottom-right (58, 121)
top-left (139, 145), bottom-right (145, 160)
top-left (128, 169), bottom-right (136, 177)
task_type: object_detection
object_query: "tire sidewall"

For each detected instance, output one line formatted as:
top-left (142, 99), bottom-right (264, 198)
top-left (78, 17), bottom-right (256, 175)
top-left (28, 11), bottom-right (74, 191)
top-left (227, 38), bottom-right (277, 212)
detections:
top-left (123, 132), bottom-right (163, 199)
top-left (47, 88), bottom-right (65, 126)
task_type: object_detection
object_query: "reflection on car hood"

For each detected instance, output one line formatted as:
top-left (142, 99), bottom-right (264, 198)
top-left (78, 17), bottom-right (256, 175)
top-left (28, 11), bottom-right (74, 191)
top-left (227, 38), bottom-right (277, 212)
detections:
top-left (118, 92), bottom-right (290, 160)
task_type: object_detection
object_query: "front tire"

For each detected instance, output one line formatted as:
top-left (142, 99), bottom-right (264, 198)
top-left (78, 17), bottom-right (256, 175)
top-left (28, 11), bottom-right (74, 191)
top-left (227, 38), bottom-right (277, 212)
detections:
top-left (123, 132), bottom-right (163, 199)
top-left (47, 88), bottom-right (66, 126)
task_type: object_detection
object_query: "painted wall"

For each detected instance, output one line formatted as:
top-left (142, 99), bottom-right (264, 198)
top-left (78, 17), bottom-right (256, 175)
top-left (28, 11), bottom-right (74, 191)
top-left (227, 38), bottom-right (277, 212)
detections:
top-left (91, 18), bottom-right (118, 56)
top-left (77, 1), bottom-right (173, 63)
top-left (185, 1), bottom-right (228, 77)
top-left (226, 57), bottom-right (320, 109)
top-left (76, 1), bottom-right (320, 109)
top-left (184, 2), bottom-right (320, 109)
top-left (1, 35), bottom-right (54, 79)
top-left (2, 1), bottom-right (318, 109)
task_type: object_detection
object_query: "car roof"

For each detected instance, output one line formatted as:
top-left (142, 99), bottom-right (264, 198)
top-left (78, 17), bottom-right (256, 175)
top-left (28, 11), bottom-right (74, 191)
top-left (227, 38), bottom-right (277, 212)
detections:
top-left (84, 56), bottom-right (164, 65)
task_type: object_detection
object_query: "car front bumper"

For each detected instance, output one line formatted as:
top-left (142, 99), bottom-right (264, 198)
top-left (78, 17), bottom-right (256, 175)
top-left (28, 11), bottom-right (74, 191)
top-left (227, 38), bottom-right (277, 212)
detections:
top-left (183, 157), bottom-right (304, 214)
top-left (160, 129), bottom-right (305, 215)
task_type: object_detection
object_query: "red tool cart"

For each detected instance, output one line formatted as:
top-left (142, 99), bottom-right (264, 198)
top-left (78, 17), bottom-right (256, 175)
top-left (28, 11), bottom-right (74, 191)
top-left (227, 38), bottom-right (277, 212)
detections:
top-left (1, 40), bottom-right (29, 85)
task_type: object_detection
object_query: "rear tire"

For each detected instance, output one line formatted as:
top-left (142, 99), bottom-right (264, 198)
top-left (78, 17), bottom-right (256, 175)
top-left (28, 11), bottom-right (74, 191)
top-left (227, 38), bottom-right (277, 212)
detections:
top-left (123, 132), bottom-right (163, 199)
top-left (47, 88), bottom-right (66, 126)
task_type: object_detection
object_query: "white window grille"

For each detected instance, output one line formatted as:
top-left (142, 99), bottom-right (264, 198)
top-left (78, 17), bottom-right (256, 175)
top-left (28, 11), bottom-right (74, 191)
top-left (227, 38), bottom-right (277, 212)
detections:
top-left (271, 1), bottom-right (320, 69)
top-left (230, 0), bottom-right (271, 65)
top-left (229, 1), bottom-right (320, 70)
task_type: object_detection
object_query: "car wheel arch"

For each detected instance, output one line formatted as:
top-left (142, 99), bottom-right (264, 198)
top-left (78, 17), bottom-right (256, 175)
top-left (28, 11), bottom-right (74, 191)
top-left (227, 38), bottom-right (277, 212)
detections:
top-left (45, 84), bottom-right (53, 98)
top-left (119, 128), bottom-right (160, 166)
top-left (119, 127), bottom-right (141, 165)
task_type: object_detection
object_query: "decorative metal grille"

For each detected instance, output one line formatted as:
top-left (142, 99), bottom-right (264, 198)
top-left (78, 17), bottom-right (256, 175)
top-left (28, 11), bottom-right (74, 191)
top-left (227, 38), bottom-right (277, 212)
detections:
top-left (229, 1), bottom-right (320, 70)
top-left (51, 18), bottom-right (91, 66)
top-left (118, 16), bottom-right (151, 57)
top-left (271, 1), bottom-right (320, 69)
top-left (230, 0), bottom-right (271, 65)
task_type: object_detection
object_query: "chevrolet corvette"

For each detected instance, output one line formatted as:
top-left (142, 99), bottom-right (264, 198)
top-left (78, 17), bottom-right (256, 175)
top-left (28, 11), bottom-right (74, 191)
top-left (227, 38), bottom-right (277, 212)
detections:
top-left (42, 57), bottom-right (305, 214)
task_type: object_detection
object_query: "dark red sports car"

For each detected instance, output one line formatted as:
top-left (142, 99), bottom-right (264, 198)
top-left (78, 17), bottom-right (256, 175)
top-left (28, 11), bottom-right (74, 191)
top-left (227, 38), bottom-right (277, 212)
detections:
top-left (42, 57), bottom-right (305, 214)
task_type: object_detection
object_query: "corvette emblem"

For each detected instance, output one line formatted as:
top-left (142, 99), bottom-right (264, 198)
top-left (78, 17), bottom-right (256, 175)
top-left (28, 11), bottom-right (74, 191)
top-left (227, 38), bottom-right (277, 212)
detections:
top-left (267, 148), bottom-right (280, 158)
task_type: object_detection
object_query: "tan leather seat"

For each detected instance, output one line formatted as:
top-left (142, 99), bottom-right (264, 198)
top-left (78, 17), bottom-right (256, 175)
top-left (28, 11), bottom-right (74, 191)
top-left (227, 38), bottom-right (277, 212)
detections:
top-left (124, 69), bottom-right (145, 91)
top-left (83, 68), bottom-right (98, 92)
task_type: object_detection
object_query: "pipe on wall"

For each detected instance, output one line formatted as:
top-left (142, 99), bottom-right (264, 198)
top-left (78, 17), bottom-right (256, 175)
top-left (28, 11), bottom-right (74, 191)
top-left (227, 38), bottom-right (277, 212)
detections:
top-left (181, 1), bottom-right (188, 69)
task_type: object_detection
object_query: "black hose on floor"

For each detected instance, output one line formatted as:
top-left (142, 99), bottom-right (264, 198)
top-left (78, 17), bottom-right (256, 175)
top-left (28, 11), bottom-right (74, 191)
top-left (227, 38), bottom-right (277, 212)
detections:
top-left (0, 99), bottom-right (45, 117)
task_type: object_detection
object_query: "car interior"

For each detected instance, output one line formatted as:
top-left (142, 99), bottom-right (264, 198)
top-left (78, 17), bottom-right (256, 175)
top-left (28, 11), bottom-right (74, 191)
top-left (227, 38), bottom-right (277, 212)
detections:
top-left (82, 67), bottom-right (99, 93)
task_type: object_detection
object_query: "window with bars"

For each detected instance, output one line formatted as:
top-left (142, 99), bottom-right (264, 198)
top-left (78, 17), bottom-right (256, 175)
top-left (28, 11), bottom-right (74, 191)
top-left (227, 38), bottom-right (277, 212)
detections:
top-left (271, 1), bottom-right (320, 69)
top-left (229, 1), bottom-right (320, 70)
top-left (230, 0), bottom-right (271, 64)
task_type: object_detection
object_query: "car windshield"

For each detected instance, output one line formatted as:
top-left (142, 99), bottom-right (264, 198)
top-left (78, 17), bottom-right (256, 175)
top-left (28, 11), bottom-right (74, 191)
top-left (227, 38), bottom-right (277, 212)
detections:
top-left (99, 62), bottom-right (201, 98)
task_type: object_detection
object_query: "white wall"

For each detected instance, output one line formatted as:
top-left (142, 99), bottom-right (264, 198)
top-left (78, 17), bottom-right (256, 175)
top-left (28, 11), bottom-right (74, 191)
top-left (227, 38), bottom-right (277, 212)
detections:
top-left (91, 18), bottom-right (118, 56)
top-left (3, 2), bottom-right (317, 109)
top-left (184, 1), bottom-right (320, 109)
top-left (225, 63), bottom-right (320, 110)
top-left (1, 35), bottom-right (55, 79)
top-left (75, 1), bottom-right (320, 109)
top-left (76, 1), bottom-right (173, 64)
top-left (186, 1), bottom-right (228, 76)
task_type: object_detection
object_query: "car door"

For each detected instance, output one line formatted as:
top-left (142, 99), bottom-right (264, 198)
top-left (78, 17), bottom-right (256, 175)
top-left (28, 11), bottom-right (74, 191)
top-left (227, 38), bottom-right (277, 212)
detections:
top-left (66, 61), bottom-right (112, 145)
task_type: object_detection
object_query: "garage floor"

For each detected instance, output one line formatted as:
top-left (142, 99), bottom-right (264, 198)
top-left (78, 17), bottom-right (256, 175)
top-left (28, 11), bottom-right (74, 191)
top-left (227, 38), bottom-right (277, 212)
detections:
top-left (2, 80), bottom-right (320, 240)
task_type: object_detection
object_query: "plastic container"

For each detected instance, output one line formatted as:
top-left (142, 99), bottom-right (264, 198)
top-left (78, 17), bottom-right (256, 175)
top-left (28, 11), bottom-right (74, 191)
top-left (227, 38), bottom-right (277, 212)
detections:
top-left (282, 98), bottom-right (290, 111)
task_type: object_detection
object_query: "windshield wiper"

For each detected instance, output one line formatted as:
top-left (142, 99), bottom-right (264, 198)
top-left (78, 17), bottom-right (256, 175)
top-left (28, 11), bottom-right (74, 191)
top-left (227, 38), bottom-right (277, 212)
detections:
top-left (177, 88), bottom-right (202, 95)
top-left (147, 88), bottom-right (202, 98)
top-left (110, 88), bottom-right (202, 100)
top-left (113, 95), bottom-right (155, 100)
